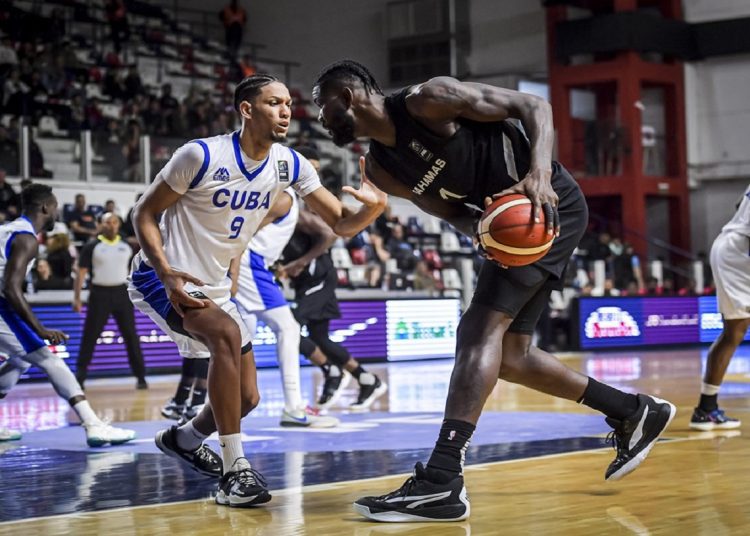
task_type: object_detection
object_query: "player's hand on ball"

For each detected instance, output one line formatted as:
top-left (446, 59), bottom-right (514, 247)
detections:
top-left (40, 328), bottom-right (69, 345)
top-left (341, 156), bottom-right (388, 209)
top-left (160, 268), bottom-right (208, 317)
top-left (493, 168), bottom-right (560, 237)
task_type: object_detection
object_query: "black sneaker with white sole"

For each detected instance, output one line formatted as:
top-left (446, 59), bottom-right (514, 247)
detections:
top-left (353, 462), bottom-right (469, 522)
top-left (350, 376), bottom-right (388, 411)
top-left (604, 394), bottom-right (676, 481)
top-left (316, 370), bottom-right (350, 410)
top-left (216, 464), bottom-right (272, 508)
top-left (155, 425), bottom-right (222, 477)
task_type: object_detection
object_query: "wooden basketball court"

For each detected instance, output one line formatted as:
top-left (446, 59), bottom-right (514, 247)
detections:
top-left (1, 348), bottom-right (748, 535)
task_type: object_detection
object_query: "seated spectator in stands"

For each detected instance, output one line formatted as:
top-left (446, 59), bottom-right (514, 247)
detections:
top-left (160, 83), bottom-right (179, 117)
top-left (121, 119), bottom-right (143, 182)
top-left (591, 232), bottom-right (613, 262)
top-left (613, 243), bottom-right (643, 290)
top-left (29, 139), bottom-right (53, 178)
top-left (3, 69), bottom-right (30, 115)
top-left (413, 259), bottom-right (439, 293)
top-left (66, 193), bottom-right (99, 243)
top-left (123, 65), bottom-right (143, 101)
top-left (0, 36), bottom-right (19, 78)
top-left (238, 53), bottom-right (256, 77)
top-left (105, 0), bottom-right (130, 53)
top-left (0, 127), bottom-right (19, 175)
top-left (643, 276), bottom-right (661, 296)
top-left (622, 280), bottom-right (640, 296)
top-left (44, 228), bottom-right (75, 290)
top-left (0, 169), bottom-right (19, 222)
top-left (33, 259), bottom-right (59, 291)
top-left (41, 54), bottom-right (67, 96)
top-left (661, 277), bottom-right (676, 296)
top-left (373, 223), bottom-right (416, 272)
top-left (608, 236), bottom-right (624, 257)
top-left (141, 96), bottom-right (165, 136)
top-left (580, 283), bottom-right (594, 296)
top-left (220, 0), bottom-right (247, 59)
top-left (103, 67), bottom-right (126, 100)
top-left (101, 199), bottom-right (124, 227)
top-left (374, 205), bottom-right (400, 244)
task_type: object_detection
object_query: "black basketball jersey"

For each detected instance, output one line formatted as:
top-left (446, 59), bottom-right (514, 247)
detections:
top-left (369, 88), bottom-right (578, 209)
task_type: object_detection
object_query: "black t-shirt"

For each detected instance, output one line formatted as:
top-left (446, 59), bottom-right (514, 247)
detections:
top-left (65, 208), bottom-right (98, 242)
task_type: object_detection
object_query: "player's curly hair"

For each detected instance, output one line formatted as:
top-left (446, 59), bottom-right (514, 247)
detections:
top-left (314, 59), bottom-right (383, 96)
top-left (21, 183), bottom-right (54, 210)
top-left (234, 74), bottom-right (279, 111)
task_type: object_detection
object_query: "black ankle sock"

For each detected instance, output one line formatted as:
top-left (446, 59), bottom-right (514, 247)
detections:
top-left (351, 365), bottom-right (365, 380)
top-left (426, 419), bottom-right (476, 477)
top-left (699, 394), bottom-right (718, 412)
top-left (174, 384), bottom-right (192, 405)
top-left (579, 378), bottom-right (640, 421)
top-left (190, 388), bottom-right (206, 406)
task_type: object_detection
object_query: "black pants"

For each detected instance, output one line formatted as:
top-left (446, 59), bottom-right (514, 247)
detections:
top-left (76, 284), bottom-right (145, 381)
top-left (307, 318), bottom-right (351, 368)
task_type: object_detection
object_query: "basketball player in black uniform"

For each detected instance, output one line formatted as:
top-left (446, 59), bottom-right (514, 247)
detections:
top-left (312, 60), bottom-right (676, 522)
top-left (280, 200), bottom-right (387, 410)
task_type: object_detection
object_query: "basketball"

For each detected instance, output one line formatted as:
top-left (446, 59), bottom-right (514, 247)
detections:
top-left (477, 194), bottom-right (554, 266)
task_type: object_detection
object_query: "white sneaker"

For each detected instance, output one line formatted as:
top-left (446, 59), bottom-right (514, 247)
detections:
top-left (84, 422), bottom-right (137, 447)
top-left (280, 406), bottom-right (339, 428)
top-left (0, 427), bottom-right (21, 441)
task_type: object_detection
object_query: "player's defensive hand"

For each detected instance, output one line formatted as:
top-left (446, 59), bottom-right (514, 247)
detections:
top-left (341, 156), bottom-right (388, 209)
top-left (281, 259), bottom-right (306, 278)
top-left (160, 268), bottom-right (208, 317)
top-left (494, 168), bottom-right (560, 237)
top-left (39, 328), bottom-right (69, 345)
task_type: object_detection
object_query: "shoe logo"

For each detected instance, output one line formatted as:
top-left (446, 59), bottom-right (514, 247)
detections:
top-left (448, 430), bottom-right (456, 441)
top-left (219, 442), bottom-right (226, 448)
top-left (289, 414), bottom-right (308, 423)
top-left (385, 491), bottom-right (451, 509)
top-left (629, 408), bottom-right (650, 450)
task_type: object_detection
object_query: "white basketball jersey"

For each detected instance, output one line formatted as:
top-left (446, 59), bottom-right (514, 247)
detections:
top-left (248, 189), bottom-right (299, 264)
top-left (0, 216), bottom-right (36, 297)
top-left (722, 184), bottom-right (750, 236)
top-left (140, 131), bottom-right (321, 300)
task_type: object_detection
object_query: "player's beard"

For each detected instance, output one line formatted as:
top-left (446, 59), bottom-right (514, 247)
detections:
top-left (43, 217), bottom-right (55, 232)
top-left (270, 131), bottom-right (287, 143)
top-left (328, 109), bottom-right (356, 147)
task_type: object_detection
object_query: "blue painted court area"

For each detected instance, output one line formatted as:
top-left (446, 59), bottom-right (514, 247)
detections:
top-left (0, 411), bottom-right (613, 522)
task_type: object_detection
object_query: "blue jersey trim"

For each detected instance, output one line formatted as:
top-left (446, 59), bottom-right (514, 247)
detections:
top-left (290, 148), bottom-right (300, 185)
top-left (189, 140), bottom-right (210, 189)
top-left (20, 215), bottom-right (33, 226)
top-left (0, 296), bottom-right (47, 353)
top-left (249, 251), bottom-right (287, 309)
top-left (4, 231), bottom-right (35, 262)
top-left (130, 262), bottom-right (172, 320)
top-left (232, 131), bottom-right (269, 182)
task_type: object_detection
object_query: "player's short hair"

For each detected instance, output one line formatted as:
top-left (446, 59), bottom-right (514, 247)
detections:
top-left (21, 183), bottom-right (54, 211)
top-left (234, 74), bottom-right (279, 111)
top-left (314, 59), bottom-right (383, 96)
top-left (294, 145), bottom-right (320, 162)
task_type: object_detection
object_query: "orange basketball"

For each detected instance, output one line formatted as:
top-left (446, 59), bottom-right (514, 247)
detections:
top-left (478, 194), bottom-right (554, 267)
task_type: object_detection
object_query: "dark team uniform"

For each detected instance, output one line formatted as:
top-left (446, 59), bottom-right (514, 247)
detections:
top-left (282, 230), bottom-right (340, 325)
top-left (369, 88), bottom-right (588, 333)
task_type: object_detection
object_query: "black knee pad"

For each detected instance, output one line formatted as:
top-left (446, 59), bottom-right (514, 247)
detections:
top-left (299, 336), bottom-right (316, 358)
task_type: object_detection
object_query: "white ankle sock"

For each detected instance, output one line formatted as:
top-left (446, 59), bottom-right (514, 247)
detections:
top-left (328, 365), bottom-right (341, 377)
top-left (176, 421), bottom-right (208, 451)
top-left (219, 433), bottom-right (247, 473)
top-left (358, 372), bottom-right (376, 386)
top-left (73, 400), bottom-right (102, 426)
top-left (701, 382), bottom-right (720, 396)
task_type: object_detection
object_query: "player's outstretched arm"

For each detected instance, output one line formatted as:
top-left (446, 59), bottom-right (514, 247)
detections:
top-left (303, 156), bottom-right (387, 238)
top-left (3, 234), bottom-right (68, 344)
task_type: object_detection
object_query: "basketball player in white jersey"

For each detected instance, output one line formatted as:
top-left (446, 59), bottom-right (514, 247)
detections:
top-left (690, 185), bottom-right (750, 430)
top-left (232, 187), bottom-right (337, 428)
top-left (0, 184), bottom-right (136, 446)
top-left (129, 74), bottom-right (386, 507)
